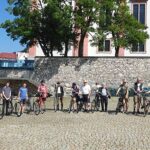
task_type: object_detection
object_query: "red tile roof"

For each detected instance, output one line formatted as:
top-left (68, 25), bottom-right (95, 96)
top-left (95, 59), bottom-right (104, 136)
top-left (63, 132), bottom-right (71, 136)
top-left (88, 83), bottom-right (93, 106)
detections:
top-left (0, 53), bottom-right (17, 59)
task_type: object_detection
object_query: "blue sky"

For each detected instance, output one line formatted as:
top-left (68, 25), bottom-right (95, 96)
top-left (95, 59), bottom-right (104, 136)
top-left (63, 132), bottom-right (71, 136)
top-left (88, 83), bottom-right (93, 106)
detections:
top-left (0, 1), bottom-right (26, 53)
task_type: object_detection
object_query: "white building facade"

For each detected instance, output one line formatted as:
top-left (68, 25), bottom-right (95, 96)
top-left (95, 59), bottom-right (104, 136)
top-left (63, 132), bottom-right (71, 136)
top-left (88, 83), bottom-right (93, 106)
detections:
top-left (29, 0), bottom-right (150, 57)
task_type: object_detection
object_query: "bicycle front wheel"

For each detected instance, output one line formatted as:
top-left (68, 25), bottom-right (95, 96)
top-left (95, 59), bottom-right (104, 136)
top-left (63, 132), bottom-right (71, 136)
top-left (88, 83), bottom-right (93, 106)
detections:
top-left (0, 99), bottom-right (4, 119)
top-left (33, 102), bottom-right (40, 115)
top-left (8, 100), bottom-right (13, 115)
top-left (40, 102), bottom-right (46, 114)
top-left (14, 102), bottom-right (22, 117)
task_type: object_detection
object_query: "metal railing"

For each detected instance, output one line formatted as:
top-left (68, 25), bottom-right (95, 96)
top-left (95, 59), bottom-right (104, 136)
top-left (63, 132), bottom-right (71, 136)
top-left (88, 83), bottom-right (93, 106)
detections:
top-left (0, 60), bottom-right (34, 69)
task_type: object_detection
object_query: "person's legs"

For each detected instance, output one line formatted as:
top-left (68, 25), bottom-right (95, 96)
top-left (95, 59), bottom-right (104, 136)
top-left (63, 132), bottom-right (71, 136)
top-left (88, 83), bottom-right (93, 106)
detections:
top-left (19, 102), bottom-right (23, 114)
top-left (21, 99), bottom-right (26, 113)
top-left (73, 97), bottom-right (77, 111)
top-left (5, 100), bottom-right (9, 115)
top-left (69, 97), bottom-right (73, 112)
top-left (60, 97), bottom-right (63, 111)
top-left (133, 96), bottom-right (137, 114)
top-left (97, 95), bottom-right (100, 110)
top-left (125, 98), bottom-right (128, 113)
top-left (56, 96), bottom-right (59, 110)
top-left (40, 98), bottom-right (46, 111)
top-left (82, 95), bottom-right (86, 111)
top-left (3, 99), bottom-right (6, 115)
top-left (137, 96), bottom-right (141, 113)
top-left (123, 98), bottom-right (126, 113)
top-left (101, 96), bottom-right (104, 111)
top-left (104, 97), bottom-right (108, 112)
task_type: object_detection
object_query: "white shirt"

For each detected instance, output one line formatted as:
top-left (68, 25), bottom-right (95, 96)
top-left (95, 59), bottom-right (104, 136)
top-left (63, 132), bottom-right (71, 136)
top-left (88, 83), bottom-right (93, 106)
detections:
top-left (102, 88), bottom-right (107, 96)
top-left (57, 87), bottom-right (61, 94)
top-left (81, 84), bottom-right (91, 95)
top-left (137, 83), bottom-right (141, 92)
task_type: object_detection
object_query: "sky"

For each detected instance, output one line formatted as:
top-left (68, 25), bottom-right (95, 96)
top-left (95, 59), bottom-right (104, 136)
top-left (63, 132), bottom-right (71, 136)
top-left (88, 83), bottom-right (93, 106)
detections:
top-left (0, 1), bottom-right (26, 53)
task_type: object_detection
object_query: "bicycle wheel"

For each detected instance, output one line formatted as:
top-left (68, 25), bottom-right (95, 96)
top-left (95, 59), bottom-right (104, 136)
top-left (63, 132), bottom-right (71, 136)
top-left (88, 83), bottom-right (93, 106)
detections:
top-left (0, 99), bottom-right (4, 119)
top-left (8, 100), bottom-right (13, 115)
top-left (91, 100), bottom-right (96, 113)
top-left (144, 105), bottom-right (149, 117)
top-left (40, 102), bottom-right (46, 114)
top-left (25, 100), bottom-right (32, 114)
top-left (33, 102), bottom-right (40, 115)
top-left (14, 102), bottom-right (22, 117)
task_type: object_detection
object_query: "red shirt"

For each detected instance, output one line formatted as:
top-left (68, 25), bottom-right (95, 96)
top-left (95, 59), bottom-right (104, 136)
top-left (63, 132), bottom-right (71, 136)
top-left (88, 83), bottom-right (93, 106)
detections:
top-left (38, 84), bottom-right (48, 98)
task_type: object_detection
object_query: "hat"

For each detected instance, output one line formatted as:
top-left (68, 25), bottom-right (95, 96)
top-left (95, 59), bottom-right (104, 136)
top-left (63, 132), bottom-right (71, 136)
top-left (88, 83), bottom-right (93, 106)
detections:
top-left (83, 80), bottom-right (87, 83)
top-left (57, 82), bottom-right (60, 84)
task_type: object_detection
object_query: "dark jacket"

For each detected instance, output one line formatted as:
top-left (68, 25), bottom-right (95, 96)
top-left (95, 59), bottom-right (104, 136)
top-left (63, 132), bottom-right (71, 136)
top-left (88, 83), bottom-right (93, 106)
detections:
top-left (98, 87), bottom-right (111, 98)
top-left (134, 82), bottom-right (143, 95)
top-left (55, 85), bottom-right (64, 97)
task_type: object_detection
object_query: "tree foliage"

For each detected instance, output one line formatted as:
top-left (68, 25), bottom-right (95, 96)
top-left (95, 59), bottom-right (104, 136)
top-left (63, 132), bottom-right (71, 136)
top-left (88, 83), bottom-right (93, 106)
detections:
top-left (93, 0), bottom-right (149, 57)
top-left (1, 0), bottom-right (74, 57)
top-left (1, 0), bottom-right (149, 57)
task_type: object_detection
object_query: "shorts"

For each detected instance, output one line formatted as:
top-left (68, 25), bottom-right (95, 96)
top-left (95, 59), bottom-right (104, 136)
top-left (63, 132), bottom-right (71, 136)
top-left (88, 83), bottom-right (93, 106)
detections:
top-left (133, 95), bottom-right (142, 104)
top-left (20, 99), bottom-right (27, 104)
top-left (56, 93), bottom-right (63, 98)
top-left (72, 94), bottom-right (80, 102)
top-left (38, 97), bottom-right (46, 103)
top-left (82, 94), bottom-right (89, 103)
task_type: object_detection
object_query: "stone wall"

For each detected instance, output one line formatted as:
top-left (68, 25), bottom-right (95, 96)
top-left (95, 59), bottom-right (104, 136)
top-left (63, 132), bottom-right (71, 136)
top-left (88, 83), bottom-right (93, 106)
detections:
top-left (1, 58), bottom-right (150, 95)
top-left (31, 57), bottom-right (150, 94)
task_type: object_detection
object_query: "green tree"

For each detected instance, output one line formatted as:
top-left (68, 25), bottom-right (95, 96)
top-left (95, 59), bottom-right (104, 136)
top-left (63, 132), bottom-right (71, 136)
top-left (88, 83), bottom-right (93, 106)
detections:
top-left (94, 0), bottom-right (149, 57)
top-left (73, 0), bottom-right (100, 57)
top-left (1, 0), bottom-right (74, 57)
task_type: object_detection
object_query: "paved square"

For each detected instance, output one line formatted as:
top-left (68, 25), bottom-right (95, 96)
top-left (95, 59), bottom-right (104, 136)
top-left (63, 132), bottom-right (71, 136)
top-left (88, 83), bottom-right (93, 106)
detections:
top-left (0, 97), bottom-right (150, 150)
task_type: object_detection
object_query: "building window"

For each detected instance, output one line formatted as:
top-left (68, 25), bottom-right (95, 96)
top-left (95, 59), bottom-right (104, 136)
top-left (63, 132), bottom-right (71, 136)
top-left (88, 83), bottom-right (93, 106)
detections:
top-left (98, 40), bottom-right (110, 52)
top-left (132, 43), bottom-right (145, 52)
top-left (133, 3), bottom-right (146, 24)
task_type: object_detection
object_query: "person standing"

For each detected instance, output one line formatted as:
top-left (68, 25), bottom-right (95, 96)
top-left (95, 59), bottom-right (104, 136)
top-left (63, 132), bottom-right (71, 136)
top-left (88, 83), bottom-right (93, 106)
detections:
top-left (133, 77), bottom-right (143, 114)
top-left (94, 82), bottom-right (101, 111)
top-left (2, 82), bottom-right (12, 115)
top-left (54, 82), bottom-right (64, 111)
top-left (18, 83), bottom-right (28, 115)
top-left (99, 83), bottom-right (111, 112)
top-left (116, 79), bottom-right (129, 113)
top-left (37, 80), bottom-right (48, 111)
top-left (80, 80), bottom-right (91, 112)
top-left (69, 82), bottom-right (80, 112)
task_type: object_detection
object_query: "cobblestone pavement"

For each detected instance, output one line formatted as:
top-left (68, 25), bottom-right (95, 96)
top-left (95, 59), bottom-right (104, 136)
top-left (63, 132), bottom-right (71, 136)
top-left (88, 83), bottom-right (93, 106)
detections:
top-left (0, 97), bottom-right (150, 150)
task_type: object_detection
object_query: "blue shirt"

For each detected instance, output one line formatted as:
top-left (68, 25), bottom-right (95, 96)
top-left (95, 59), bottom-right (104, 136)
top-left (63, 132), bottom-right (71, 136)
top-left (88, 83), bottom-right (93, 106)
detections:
top-left (19, 87), bottom-right (28, 100)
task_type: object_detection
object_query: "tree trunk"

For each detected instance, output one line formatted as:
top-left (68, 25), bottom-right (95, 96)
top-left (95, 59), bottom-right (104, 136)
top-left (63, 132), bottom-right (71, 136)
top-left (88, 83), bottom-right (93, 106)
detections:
top-left (78, 32), bottom-right (86, 57)
top-left (38, 40), bottom-right (50, 57)
top-left (115, 46), bottom-right (120, 57)
top-left (64, 41), bottom-right (69, 57)
top-left (50, 45), bottom-right (53, 57)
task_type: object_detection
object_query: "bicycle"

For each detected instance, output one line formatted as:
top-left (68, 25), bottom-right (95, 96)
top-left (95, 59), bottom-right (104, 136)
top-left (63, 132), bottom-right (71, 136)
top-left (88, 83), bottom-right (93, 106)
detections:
top-left (68, 95), bottom-right (79, 113)
top-left (91, 93), bottom-right (101, 112)
top-left (115, 97), bottom-right (124, 115)
top-left (14, 98), bottom-right (32, 117)
top-left (0, 97), bottom-right (13, 119)
top-left (33, 92), bottom-right (52, 115)
top-left (140, 93), bottom-right (150, 117)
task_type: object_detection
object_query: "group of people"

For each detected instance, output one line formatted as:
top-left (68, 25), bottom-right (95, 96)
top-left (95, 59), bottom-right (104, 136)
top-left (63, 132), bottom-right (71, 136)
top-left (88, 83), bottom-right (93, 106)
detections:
top-left (0, 80), bottom-right (48, 116)
top-left (56, 77), bottom-right (147, 114)
top-left (0, 77), bottom-right (149, 116)
top-left (54, 80), bottom-right (111, 113)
